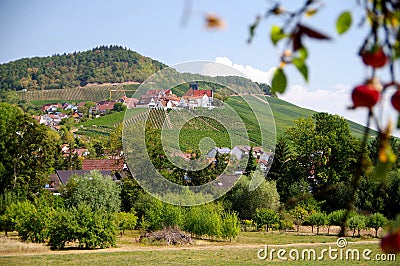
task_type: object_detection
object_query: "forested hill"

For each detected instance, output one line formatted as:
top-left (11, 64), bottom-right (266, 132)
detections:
top-left (0, 45), bottom-right (167, 91)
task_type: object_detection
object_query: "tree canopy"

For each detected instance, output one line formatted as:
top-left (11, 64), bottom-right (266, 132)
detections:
top-left (0, 45), bottom-right (166, 91)
top-left (0, 102), bottom-right (58, 195)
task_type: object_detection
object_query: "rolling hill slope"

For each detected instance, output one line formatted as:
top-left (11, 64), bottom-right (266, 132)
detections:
top-left (76, 93), bottom-right (376, 141)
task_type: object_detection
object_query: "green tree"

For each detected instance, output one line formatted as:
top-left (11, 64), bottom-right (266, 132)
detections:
top-left (386, 170), bottom-right (400, 219)
top-left (289, 205), bottom-right (309, 232)
top-left (113, 102), bottom-right (126, 112)
top-left (267, 137), bottom-right (296, 202)
top-left (367, 213), bottom-right (388, 238)
top-left (255, 208), bottom-right (280, 232)
top-left (62, 170), bottom-right (121, 213)
top-left (228, 173), bottom-right (280, 220)
top-left (108, 123), bottom-right (123, 154)
top-left (116, 211), bottom-right (138, 235)
top-left (245, 147), bottom-right (257, 175)
top-left (120, 176), bottom-right (143, 213)
top-left (308, 212), bottom-right (327, 235)
top-left (285, 113), bottom-right (360, 211)
top-left (49, 204), bottom-right (118, 250)
top-left (347, 214), bottom-right (367, 237)
top-left (2, 200), bottom-right (53, 243)
top-left (162, 203), bottom-right (184, 229)
top-left (220, 211), bottom-right (241, 242)
top-left (184, 203), bottom-right (223, 239)
top-left (0, 103), bottom-right (58, 195)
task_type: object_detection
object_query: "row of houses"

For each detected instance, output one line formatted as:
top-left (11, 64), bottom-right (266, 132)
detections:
top-left (135, 83), bottom-right (214, 110)
top-left (168, 145), bottom-right (273, 172)
top-left (35, 96), bottom-right (137, 127)
top-left (45, 144), bottom-right (274, 194)
top-left (207, 145), bottom-right (273, 171)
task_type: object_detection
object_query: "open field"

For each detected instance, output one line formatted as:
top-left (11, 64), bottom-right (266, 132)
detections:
top-left (0, 229), bottom-right (396, 265)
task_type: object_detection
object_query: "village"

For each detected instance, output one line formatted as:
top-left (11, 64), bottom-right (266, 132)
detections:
top-left (33, 82), bottom-right (273, 194)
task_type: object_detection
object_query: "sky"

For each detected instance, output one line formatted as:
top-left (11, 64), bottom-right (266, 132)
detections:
top-left (0, 0), bottom-right (398, 135)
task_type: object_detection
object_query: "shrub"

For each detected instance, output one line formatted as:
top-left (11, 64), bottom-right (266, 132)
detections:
top-left (221, 211), bottom-right (240, 241)
top-left (49, 204), bottom-right (118, 250)
top-left (3, 200), bottom-right (52, 243)
top-left (116, 211), bottom-right (138, 235)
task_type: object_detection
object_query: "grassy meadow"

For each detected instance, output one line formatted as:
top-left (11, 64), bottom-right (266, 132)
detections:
top-left (1, 230), bottom-right (396, 265)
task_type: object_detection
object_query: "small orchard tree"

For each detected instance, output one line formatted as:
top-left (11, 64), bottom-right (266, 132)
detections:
top-left (289, 206), bottom-right (309, 232)
top-left (184, 203), bottom-right (223, 239)
top-left (161, 203), bottom-right (184, 229)
top-left (2, 200), bottom-right (52, 243)
top-left (347, 214), bottom-right (367, 237)
top-left (328, 209), bottom-right (354, 231)
top-left (367, 213), bottom-right (388, 238)
top-left (308, 212), bottom-right (327, 235)
top-left (221, 211), bottom-right (241, 242)
top-left (116, 211), bottom-right (138, 235)
top-left (278, 211), bottom-right (295, 232)
top-left (255, 208), bottom-right (280, 232)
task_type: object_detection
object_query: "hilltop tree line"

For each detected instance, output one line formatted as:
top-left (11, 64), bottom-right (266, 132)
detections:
top-left (0, 45), bottom-right (166, 91)
top-left (0, 46), bottom-right (272, 98)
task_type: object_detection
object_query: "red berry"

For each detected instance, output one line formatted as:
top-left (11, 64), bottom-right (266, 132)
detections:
top-left (351, 84), bottom-right (380, 108)
top-left (381, 232), bottom-right (400, 254)
top-left (361, 47), bottom-right (388, 68)
top-left (391, 90), bottom-right (400, 112)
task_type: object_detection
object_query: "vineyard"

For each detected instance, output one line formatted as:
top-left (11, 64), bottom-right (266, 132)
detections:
top-left (18, 85), bottom-right (129, 102)
top-left (76, 96), bottom-right (273, 150)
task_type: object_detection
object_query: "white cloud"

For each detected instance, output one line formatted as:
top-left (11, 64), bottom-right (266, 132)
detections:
top-left (214, 57), bottom-right (276, 84)
top-left (281, 84), bottom-right (400, 136)
top-left (280, 84), bottom-right (353, 118)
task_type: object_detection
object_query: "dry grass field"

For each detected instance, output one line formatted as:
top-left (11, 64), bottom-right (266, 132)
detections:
top-left (0, 227), bottom-right (397, 265)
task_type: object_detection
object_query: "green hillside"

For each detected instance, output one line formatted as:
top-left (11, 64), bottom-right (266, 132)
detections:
top-left (0, 45), bottom-right (166, 91)
top-left (76, 94), bottom-right (376, 142)
top-left (262, 96), bottom-right (377, 139)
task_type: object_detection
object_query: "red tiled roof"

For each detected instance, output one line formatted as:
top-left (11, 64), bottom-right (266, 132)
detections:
top-left (193, 90), bottom-right (212, 97)
top-left (82, 159), bottom-right (124, 170)
top-left (97, 101), bottom-right (115, 111)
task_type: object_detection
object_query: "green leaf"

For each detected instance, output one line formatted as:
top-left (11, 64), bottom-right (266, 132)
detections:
top-left (248, 16), bottom-right (261, 43)
top-left (336, 11), bottom-right (352, 35)
top-left (271, 68), bottom-right (287, 94)
top-left (270, 25), bottom-right (286, 46)
top-left (298, 47), bottom-right (308, 60)
top-left (293, 58), bottom-right (309, 82)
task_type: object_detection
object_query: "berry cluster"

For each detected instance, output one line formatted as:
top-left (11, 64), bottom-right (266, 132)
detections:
top-left (351, 47), bottom-right (399, 111)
